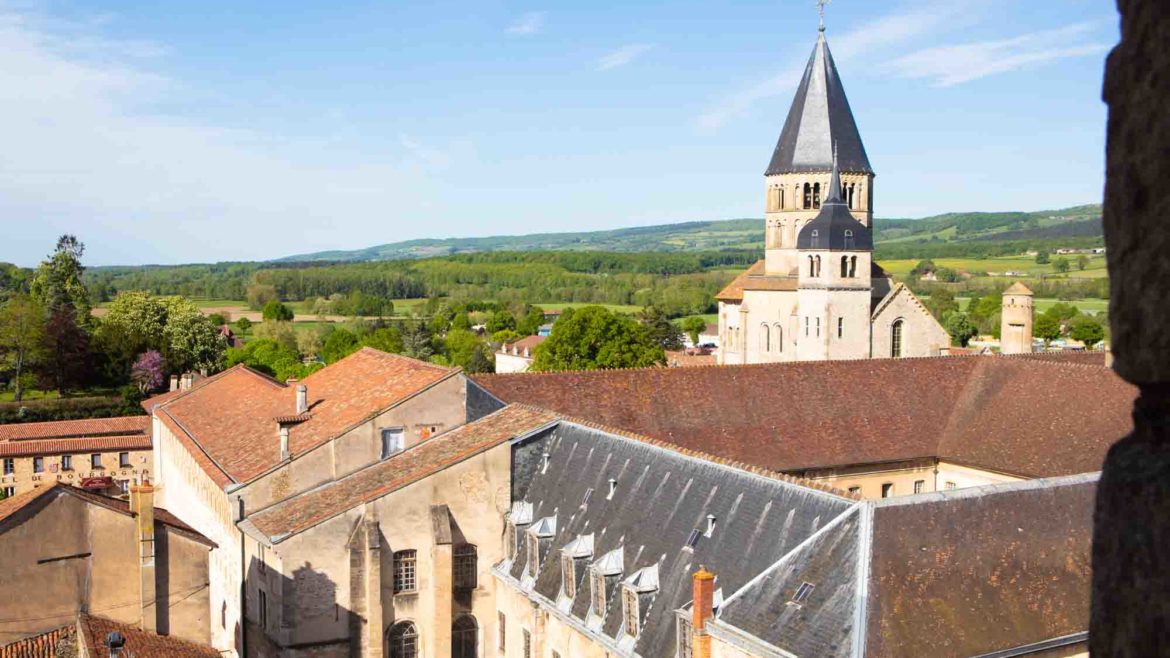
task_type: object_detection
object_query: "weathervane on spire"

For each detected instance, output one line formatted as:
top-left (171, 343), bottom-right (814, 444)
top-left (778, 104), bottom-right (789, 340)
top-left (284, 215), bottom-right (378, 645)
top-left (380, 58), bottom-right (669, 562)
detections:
top-left (817, 0), bottom-right (831, 32)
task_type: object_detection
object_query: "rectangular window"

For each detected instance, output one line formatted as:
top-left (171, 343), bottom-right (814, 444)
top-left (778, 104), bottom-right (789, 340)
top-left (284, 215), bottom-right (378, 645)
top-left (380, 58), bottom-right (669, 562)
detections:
top-left (623, 588), bottom-right (640, 637)
top-left (2, 458), bottom-right (13, 475)
top-left (804, 316), bottom-right (809, 337)
top-left (381, 428), bottom-right (404, 459)
top-left (259, 590), bottom-right (268, 629)
top-left (815, 317), bottom-right (821, 337)
top-left (592, 571), bottom-right (607, 618)
top-left (60, 455), bottom-right (71, 471)
top-left (498, 612), bottom-right (506, 651)
top-left (837, 317), bottom-right (844, 338)
top-left (91, 453), bottom-right (102, 469)
top-left (562, 554), bottom-right (576, 598)
top-left (792, 581), bottom-right (816, 604)
top-left (118, 480), bottom-right (129, 495)
top-left (453, 544), bottom-right (477, 590)
top-left (33, 457), bottom-right (44, 474)
top-left (393, 550), bottom-right (417, 593)
top-left (2, 487), bottom-right (14, 498)
top-left (522, 629), bottom-right (531, 658)
top-left (526, 533), bottom-right (540, 577)
top-left (913, 480), bottom-right (925, 494)
top-left (881, 483), bottom-right (894, 498)
top-left (119, 452), bottom-right (131, 468)
top-left (677, 616), bottom-right (694, 658)
top-left (848, 485), bottom-right (861, 494)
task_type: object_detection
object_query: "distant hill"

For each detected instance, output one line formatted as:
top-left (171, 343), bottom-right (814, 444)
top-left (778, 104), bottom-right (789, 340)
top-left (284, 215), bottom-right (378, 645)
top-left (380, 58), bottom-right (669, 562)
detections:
top-left (278, 204), bottom-right (1102, 263)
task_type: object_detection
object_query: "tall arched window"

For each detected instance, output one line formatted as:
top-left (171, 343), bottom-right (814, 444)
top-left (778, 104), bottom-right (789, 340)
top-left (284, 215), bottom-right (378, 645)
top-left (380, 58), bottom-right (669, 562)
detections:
top-left (388, 622), bottom-right (418, 658)
top-left (761, 323), bottom-right (770, 352)
top-left (803, 183), bottom-right (812, 209)
top-left (891, 320), bottom-right (904, 358)
top-left (452, 615), bottom-right (478, 658)
top-left (813, 182), bottom-right (821, 208)
top-left (779, 187), bottom-right (785, 210)
top-left (849, 255), bottom-right (857, 278)
top-left (808, 255), bottom-right (816, 277)
top-left (814, 255), bottom-right (822, 277)
top-left (773, 324), bottom-right (783, 353)
top-left (840, 255), bottom-right (849, 278)
top-left (847, 183), bottom-right (855, 208)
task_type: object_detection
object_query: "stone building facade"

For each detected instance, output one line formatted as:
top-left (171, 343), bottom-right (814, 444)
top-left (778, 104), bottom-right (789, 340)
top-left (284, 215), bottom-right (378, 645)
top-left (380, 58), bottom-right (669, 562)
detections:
top-left (0, 416), bottom-right (152, 499)
top-left (1001, 281), bottom-right (1036, 354)
top-left (717, 26), bottom-right (947, 365)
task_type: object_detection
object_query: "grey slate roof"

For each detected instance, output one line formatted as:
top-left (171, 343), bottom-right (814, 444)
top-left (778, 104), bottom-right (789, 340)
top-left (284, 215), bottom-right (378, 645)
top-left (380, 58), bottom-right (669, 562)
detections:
top-left (796, 154), bottom-right (873, 250)
top-left (766, 32), bottom-right (873, 176)
top-left (497, 420), bottom-right (855, 658)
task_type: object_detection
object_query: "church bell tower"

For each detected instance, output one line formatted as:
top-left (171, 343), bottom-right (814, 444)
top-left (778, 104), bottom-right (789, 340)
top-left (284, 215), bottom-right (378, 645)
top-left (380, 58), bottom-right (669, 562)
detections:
top-left (763, 13), bottom-right (874, 276)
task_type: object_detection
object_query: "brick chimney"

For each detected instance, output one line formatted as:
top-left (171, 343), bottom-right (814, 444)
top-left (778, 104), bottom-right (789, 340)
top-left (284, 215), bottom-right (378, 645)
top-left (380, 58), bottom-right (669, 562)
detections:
top-left (296, 384), bottom-right (308, 415)
top-left (169, 375), bottom-right (178, 392)
top-left (129, 481), bottom-right (158, 632)
top-left (279, 425), bottom-right (291, 461)
top-left (692, 566), bottom-right (715, 658)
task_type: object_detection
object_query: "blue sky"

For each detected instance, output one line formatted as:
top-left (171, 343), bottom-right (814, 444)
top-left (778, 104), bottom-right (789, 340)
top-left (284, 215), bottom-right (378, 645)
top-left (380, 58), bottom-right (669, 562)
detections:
top-left (0, 0), bottom-right (1116, 266)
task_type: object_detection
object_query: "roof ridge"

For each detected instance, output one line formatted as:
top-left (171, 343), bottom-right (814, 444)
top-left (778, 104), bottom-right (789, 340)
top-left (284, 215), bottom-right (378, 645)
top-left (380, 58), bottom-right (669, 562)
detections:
top-left (508, 402), bottom-right (859, 500)
top-left (872, 471), bottom-right (1101, 508)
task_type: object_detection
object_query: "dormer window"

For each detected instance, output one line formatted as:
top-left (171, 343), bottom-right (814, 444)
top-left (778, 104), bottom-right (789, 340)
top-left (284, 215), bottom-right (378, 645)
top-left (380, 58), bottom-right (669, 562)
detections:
top-left (844, 229), bottom-right (855, 250)
top-left (623, 587), bottom-right (640, 637)
top-left (592, 569), bottom-right (608, 617)
top-left (527, 533), bottom-right (541, 577)
top-left (810, 229), bottom-right (820, 249)
top-left (562, 554), bottom-right (577, 598)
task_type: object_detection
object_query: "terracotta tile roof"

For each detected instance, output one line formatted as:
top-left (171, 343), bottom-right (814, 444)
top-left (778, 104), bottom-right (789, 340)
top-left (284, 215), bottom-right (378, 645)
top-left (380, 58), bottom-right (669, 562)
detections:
top-left (78, 614), bottom-right (219, 658)
top-left (0, 435), bottom-right (151, 458)
top-left (1003, 281), bottom-right (1034, 295)
top-left (663, 350), bottom-right (717, 367)
top-left (0, 482), bottom-right (213, 546)
top-left (473, 356), bottom-right (1135, 478)
top-left (715, 260), bottom-right (798, 302)
top-left (248, 405), bottom-right (557, 540)
top-left (0, 416), bottom-right (148, 442)
top-left (0, 624), bottom-right (75, 658)
top-left (501, 334), bottom-right (546, 355)
top-left (156, 348), bottom-right (459, 487)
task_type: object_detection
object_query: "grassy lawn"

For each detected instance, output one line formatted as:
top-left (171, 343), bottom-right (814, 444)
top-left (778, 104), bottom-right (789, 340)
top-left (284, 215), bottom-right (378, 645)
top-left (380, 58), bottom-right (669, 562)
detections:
top-left (536, 302), bottom-right (643, 315)
top-left (879, 254), bottom-right (1108, 280)
top-left (0, 389), bottom-right (61, 402)
top-left (955, 296), bottom-right (1108, 315)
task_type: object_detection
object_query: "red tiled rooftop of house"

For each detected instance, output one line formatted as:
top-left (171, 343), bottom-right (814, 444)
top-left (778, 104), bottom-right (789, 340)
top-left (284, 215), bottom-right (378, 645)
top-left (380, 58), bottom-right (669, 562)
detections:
top-left (248, 404), bottom-right (557, 540)
top-left (78, 614), bottom-right (220, 658)
top-left (0, 435), bottom-right (151, 458)
top-left (0, 416), bottom-right (149, 442)
top-left (155, 347), bottom-right (460, 487)
top-left (473, 356), bottom-right (1135, 478)
top-left (0, 623), bottom-right (75, 658)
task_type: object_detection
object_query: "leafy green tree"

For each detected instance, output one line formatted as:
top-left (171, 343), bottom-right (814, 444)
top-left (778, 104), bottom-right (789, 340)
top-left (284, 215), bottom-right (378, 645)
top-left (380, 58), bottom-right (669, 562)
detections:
top-left (262, 301), bottom-right (295, 322)
top-left (30, 235), bottom-right (90, 318)
top-left (517, 306), bottom-right (545, 336)
top-left (443, 329), bottom-right (494, 373)
top-left (451, 312), bottom-right (471, 332)
top-left (944, 313), bottom-right (978, 347)
top-left (491, 329), bottom-right (522, 345)
top-left (926, 288), bottom-right (959, 322)
top-left (680, 316), bottom-right (707, 346)
top-left (401, 322), bottom-right (435, 361)
top-left (532, 305), bottom-right (663, 372)
top-left (246, 284), bottom-right (279, 310)
top-left (1034, 314), bottom-right (1062, 346)
top-left (0, 294), bottom-right (46, 402)
top-left (207, 313), bottom-right (227, 327)
top-left (1035, 252), bottom-right (1050, 265)
top-left (1053, 257), bottom-right (1071, 273)
top-left (235, 317), bottom-right (253, 337)
top-left (97, 292), bottom-right (225, 376)
top-left (1076, 254), bottom-right (1090, 271)
top-left (227, 339), bottom-right (320, 381)
top-left (161, 297), bottom-right (227, 373)
top-left (296, 325), bottom-right (327, 359)
top-left (1044, 302), bottom-right (1081, 323)
top-left (485, 310), bottom-right (516, 334)
top-left (362, 327), bottom-right (404, 354)
top-left (909, 259), bottom-right (937, 277)
top-left (322, 328), bottom-right (360, 363)
top-left (638, 306), bottom-right (684, 351)
top-left (1068, 315), bottom-right (1105, 348)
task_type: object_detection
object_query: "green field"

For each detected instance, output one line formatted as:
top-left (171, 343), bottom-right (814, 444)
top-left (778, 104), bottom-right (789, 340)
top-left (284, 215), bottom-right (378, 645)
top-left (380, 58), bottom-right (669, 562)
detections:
top-left (536, 302), bottom-right (643, 315)
top-left (878, 254), bottom-right (1108, 280)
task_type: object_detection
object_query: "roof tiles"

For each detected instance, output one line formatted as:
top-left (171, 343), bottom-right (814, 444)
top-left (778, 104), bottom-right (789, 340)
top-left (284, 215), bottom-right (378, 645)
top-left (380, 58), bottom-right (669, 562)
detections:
top-left (0, 416), bottom-right (148, 442)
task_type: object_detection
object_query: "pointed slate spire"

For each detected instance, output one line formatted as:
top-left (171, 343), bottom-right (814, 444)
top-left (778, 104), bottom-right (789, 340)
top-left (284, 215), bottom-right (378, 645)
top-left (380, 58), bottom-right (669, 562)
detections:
top-left (765, 31), bottom-right (872, 176)
top-left (824, 143), bottom-right (843, 204)
top-left (796, 142), bottom-right (872, 251)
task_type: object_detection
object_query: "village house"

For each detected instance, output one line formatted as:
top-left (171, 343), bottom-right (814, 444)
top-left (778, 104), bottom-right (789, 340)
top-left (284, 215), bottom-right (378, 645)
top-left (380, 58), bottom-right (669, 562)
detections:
top-left (494, 335), bottom-right (546, 374)
top-left (1, 613), bottom-right (223, 657)
top-left (0, 416), bottom-right (152, 499)
top-left (0, 481), bottom-right (215, 649)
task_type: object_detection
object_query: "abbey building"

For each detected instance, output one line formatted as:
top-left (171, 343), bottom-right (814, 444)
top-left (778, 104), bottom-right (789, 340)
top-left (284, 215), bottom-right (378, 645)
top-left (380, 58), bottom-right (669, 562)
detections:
top-left (717, 28), bottom-right (948, 365)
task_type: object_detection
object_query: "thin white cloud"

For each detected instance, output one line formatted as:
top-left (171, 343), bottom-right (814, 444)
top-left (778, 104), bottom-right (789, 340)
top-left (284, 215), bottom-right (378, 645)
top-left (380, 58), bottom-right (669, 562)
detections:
top-left (884, 22), bottom-right (1111, 87)
top-left (0, 8), bottom-right (456, 265)
top-left (507, 11), bottom-right (546, 36)
top-left (596, 43), bottom-right (654, 72)
top-left (695, 4), bottom-right (970, 132)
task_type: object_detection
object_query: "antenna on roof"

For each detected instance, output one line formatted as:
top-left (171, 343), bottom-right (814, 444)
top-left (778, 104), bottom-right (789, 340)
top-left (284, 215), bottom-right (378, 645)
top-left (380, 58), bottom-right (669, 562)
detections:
top-left (817, 0), bottom-right (831, 32)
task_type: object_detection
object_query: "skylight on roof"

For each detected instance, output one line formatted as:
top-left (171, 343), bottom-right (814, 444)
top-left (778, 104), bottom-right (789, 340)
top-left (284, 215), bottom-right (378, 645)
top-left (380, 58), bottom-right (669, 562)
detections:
top-left (791, 582), bottom-right (815, 605)
top-left (685, 529), bottom-right (700, 550)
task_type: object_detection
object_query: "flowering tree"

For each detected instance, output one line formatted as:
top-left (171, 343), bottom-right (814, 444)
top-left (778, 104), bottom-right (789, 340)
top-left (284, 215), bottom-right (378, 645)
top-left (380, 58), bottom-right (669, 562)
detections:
top-left (130, 350), bottom-right (165, 393)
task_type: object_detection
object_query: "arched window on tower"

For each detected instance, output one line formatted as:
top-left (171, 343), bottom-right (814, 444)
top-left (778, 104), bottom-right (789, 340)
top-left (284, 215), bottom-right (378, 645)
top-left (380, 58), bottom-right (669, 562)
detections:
top-left (849, 255), bottom-right (857, 278)
top-left (814, 255), bottom-right (822, 277)
top-left (808, 255), bottom-right (816, 277)
top-left (803, 183), bottom-right (812, 209)
top-left (452, 615), bottom-right (478, 658)
top-left (761, 323), bottom-right (770, 352)
top-left (847, 183), bottom-right (855, 208)
top-left (773, 323), bottom-right (783, 353)
top-left (840, 255), bottom-right (849, 278)
top-left (810, 229), bottom-right (820, 249)
top-left (779, 187), bottom-right (785, 210)
top-left (388, 622), bottom-right (419, 658)
top-left (844, 229), bottom-right (854, 250)
top-left (891, 320), bottom-right (904, 358)
top-left (813, 182), bottom-right (821, 209)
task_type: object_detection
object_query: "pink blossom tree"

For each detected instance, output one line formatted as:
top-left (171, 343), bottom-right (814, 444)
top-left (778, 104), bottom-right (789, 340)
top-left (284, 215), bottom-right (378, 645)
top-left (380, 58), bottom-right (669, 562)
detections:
top-left (130, 350), bottom-right (165, 393)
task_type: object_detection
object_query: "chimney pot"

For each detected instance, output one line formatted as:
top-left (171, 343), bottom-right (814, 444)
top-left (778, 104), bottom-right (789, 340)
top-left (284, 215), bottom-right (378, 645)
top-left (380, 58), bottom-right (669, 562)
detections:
top-left (279, 425), bottom-right (291, 460)
top-left (296, 384), bottom-right (308, 415)
top-left (169, 375), bottom-right (178, 392)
